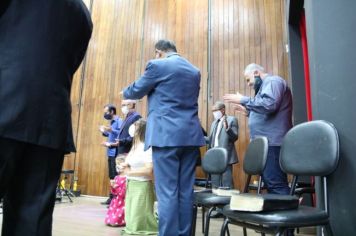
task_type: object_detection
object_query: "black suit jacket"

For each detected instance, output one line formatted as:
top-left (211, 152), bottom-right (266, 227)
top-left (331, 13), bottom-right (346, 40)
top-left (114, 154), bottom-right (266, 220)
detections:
top-left (0, 0), bottom-right (92, 152)
top-left (117, 112), bottom-right (141, 154)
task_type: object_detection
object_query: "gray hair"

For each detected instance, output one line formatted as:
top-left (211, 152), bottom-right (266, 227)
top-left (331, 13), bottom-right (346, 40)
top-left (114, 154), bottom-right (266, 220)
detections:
top-left (212, 101), bottom-right (225, 110)
top-left (244, 63), bottom-right (265, 75)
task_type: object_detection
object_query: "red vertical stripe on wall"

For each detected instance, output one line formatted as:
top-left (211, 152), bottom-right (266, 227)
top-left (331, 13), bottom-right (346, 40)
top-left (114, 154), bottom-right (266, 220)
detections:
top-left (299, 11), bottom-right (315, 207)
top-left (299, 11), bottom-right (313, 121)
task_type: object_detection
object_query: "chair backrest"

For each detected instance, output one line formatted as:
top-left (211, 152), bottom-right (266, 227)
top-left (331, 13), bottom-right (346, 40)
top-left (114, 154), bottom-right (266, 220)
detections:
top-left (243, 136), bottom-right (268, 175)
top-left (202, 147), bottom-right (228, 175)
top-left (280, 120), bottom-right (339, 176)
top-left (242, 136), bottom-right (268, 193)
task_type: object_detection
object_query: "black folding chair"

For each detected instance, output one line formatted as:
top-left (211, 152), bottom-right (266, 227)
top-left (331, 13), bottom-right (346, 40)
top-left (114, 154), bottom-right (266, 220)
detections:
top-left (192, 147), bottom-right (230, 236)
top-left (192, 136), bottom-right (268, 236)
top-left (220, 120), bottom-right (339, 236)
top-left (241, 136), bottom-right (268, 236)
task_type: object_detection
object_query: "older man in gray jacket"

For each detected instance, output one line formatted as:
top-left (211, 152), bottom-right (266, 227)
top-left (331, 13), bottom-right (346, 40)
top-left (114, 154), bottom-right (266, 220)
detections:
top-left (207, 101), bottom-right (239, 188)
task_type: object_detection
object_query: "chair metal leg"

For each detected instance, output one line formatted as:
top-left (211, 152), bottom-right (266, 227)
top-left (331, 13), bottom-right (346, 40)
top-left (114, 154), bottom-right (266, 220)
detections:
top-left (191, 204), bottom-right (197, 236)
top-left (226, 223), bottom-right (230, 236)
top-left (204, 207), bottom-right (215, 236)
top-left (243, 227), bottom-right (247, 236)
top-left (275, 228), bottom-right (286, 236)
top-left (275, 231), bottom-right (284, 236)
top-left (202, 206), bottom-right (205, 233)
top-left (63, 189), bottom-right (73, 203)
top-left (220, 218), bottom-right (229, 236)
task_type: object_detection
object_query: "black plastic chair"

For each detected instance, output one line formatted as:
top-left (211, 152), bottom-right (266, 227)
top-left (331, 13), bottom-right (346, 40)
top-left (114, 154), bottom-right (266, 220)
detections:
top-left (192, 137), bottom-right (268, 236)
top-left (220, 120), bottom-right (339, 236)
top-left (242, 136), bottom-right (268, 194)
top-left (192, 147), bottom-right (230, 236)
top-left (241, 136), bottom-right (268, 236)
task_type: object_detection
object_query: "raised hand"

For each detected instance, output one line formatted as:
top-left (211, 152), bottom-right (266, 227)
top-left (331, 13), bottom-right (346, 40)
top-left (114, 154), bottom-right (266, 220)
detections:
top-left (232, 104), bottom-right (248, 116)
top-left (223, 92), bottom-right (244, 104)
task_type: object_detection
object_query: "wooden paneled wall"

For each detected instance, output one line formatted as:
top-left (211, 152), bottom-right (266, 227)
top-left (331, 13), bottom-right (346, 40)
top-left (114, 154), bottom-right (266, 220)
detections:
top-left (65, 0), bottom-right (288, 196)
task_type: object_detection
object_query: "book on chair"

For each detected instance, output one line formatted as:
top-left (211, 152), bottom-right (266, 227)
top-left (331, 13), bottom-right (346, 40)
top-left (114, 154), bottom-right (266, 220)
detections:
top-left (212, 188), bottom-right (240, 196)
top-left (229, 193), bottom-right (299, 212)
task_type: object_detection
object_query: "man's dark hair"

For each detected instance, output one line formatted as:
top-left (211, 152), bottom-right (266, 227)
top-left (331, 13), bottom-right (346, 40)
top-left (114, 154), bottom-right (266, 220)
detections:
top-left (104, 104), bottom-right (116, 114)
top-left (155, 39), bottom-right (177, 53)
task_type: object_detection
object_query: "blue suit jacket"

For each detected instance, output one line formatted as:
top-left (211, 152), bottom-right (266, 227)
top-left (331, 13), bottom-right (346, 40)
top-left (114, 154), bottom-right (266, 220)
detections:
top-left (123, 53), bottom-right (206, 149)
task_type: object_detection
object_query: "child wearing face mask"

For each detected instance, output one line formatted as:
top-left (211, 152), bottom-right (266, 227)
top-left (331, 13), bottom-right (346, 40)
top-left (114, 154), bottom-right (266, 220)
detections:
top-left (105, 155), bottom-right (127, 227)
top-left (119, 119), bottom-right (158, 235)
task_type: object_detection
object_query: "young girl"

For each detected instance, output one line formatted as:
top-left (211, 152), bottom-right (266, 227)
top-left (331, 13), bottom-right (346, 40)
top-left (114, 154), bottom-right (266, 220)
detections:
top-left (120, 119), bottom-right (158, 235)
top-left (105, 155), bottom-right (127, 227)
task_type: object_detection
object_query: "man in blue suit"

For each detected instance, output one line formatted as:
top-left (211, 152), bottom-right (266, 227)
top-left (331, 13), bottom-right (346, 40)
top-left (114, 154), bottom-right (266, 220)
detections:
top-left (123, 39), bottom-right (205, 236)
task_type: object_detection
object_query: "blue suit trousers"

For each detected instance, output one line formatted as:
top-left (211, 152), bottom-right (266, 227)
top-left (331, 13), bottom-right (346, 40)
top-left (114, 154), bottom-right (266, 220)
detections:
top-left (262, 146), bottom-right (290, 195)
top-left (152, 146), bottom-right (200, 236)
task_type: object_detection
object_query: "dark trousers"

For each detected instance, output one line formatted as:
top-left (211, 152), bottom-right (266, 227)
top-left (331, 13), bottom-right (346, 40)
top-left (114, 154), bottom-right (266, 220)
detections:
top-left (262, 146), bottom-right (290, 195)
top-left (211, 164), bottom-right (234, 188)
top-left (0, 137), bottom-right (64, 236)
top-left (107, 157), bottom-right (117, 200)
top-left (107, 157), bottom-right (117, 180)
top-left (152, 146), bottom-right (200, 236)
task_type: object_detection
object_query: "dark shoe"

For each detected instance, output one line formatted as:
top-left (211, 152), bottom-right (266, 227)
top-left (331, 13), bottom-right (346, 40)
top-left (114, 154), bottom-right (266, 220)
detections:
top-left (101, 198), bottom-right (111, 205)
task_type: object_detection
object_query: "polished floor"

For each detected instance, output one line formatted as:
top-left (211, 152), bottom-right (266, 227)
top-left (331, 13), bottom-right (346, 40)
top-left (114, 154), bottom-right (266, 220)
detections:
top-left (0, 196), bottom-right (316, 235)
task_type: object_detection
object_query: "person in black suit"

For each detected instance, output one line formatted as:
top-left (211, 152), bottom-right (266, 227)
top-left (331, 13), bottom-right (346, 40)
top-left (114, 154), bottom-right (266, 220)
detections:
top-left (0, 0), bottom-right (92, 235)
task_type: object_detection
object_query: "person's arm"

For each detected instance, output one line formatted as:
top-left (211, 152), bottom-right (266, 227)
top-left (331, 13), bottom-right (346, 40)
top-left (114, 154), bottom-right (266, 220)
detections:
top-left (126, 162), bottom-right (154, 179)
top-left (117, 135), bottom-right (133, 147)
top-left (110, 140), bottom-right (119, 147)
top-left (241, 80), bottom-right (284, 114)
top-left (225, 117), bottom-right (239, 142)
top-left (205, 136), bottom-right (210, 145)
top-left (205, 122), bottom-right (215, 147)
top-left (123, 61), bottom-right (159, 99)
top-left (110, 119), bottom-right (122, 137)
top-left (232, 104), bottom-right (249, 116)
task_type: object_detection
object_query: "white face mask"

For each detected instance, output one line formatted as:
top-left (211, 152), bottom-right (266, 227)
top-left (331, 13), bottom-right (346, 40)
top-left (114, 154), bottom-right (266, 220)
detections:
top-left (128, 124), bottom-right (136, 138)
top-left (121, 105), bottom-right (129, 115)
top-left (213, 110), bottom-right (223, 120)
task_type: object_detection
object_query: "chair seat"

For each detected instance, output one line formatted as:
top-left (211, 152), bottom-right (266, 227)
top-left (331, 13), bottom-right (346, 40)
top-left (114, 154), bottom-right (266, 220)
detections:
top-left (194, 189), bottom-right (212, 194)
top-left (223, 205), bottom-right (329, 228)
top-left (194, 192), bottom-right (231, 206)
top-left (294, 187), bottom-right (315, 195)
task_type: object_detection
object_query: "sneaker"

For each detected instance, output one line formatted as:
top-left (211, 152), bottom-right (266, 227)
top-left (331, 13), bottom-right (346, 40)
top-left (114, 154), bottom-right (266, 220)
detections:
top-left (101, 198), bottom-right (111, 205)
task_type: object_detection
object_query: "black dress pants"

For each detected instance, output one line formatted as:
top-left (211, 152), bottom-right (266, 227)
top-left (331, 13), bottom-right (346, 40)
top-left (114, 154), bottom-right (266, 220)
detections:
top-left (0, 137), bottom-right (64, 236)
top-left (107, 157), bottom-right (117, 180)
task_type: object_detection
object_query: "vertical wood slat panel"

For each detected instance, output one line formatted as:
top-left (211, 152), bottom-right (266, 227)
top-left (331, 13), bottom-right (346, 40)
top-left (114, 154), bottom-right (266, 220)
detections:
top-left (70, 0), bottom-right (287, 196)
top-left (74, 0), bottom-right (145, 195)
top-left (63, 0), bottom-right (93, 170)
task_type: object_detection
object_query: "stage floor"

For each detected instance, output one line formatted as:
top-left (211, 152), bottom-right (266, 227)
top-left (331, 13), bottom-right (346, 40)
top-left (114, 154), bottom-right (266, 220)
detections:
top-left (0, 196), bottom-right (316, 236)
